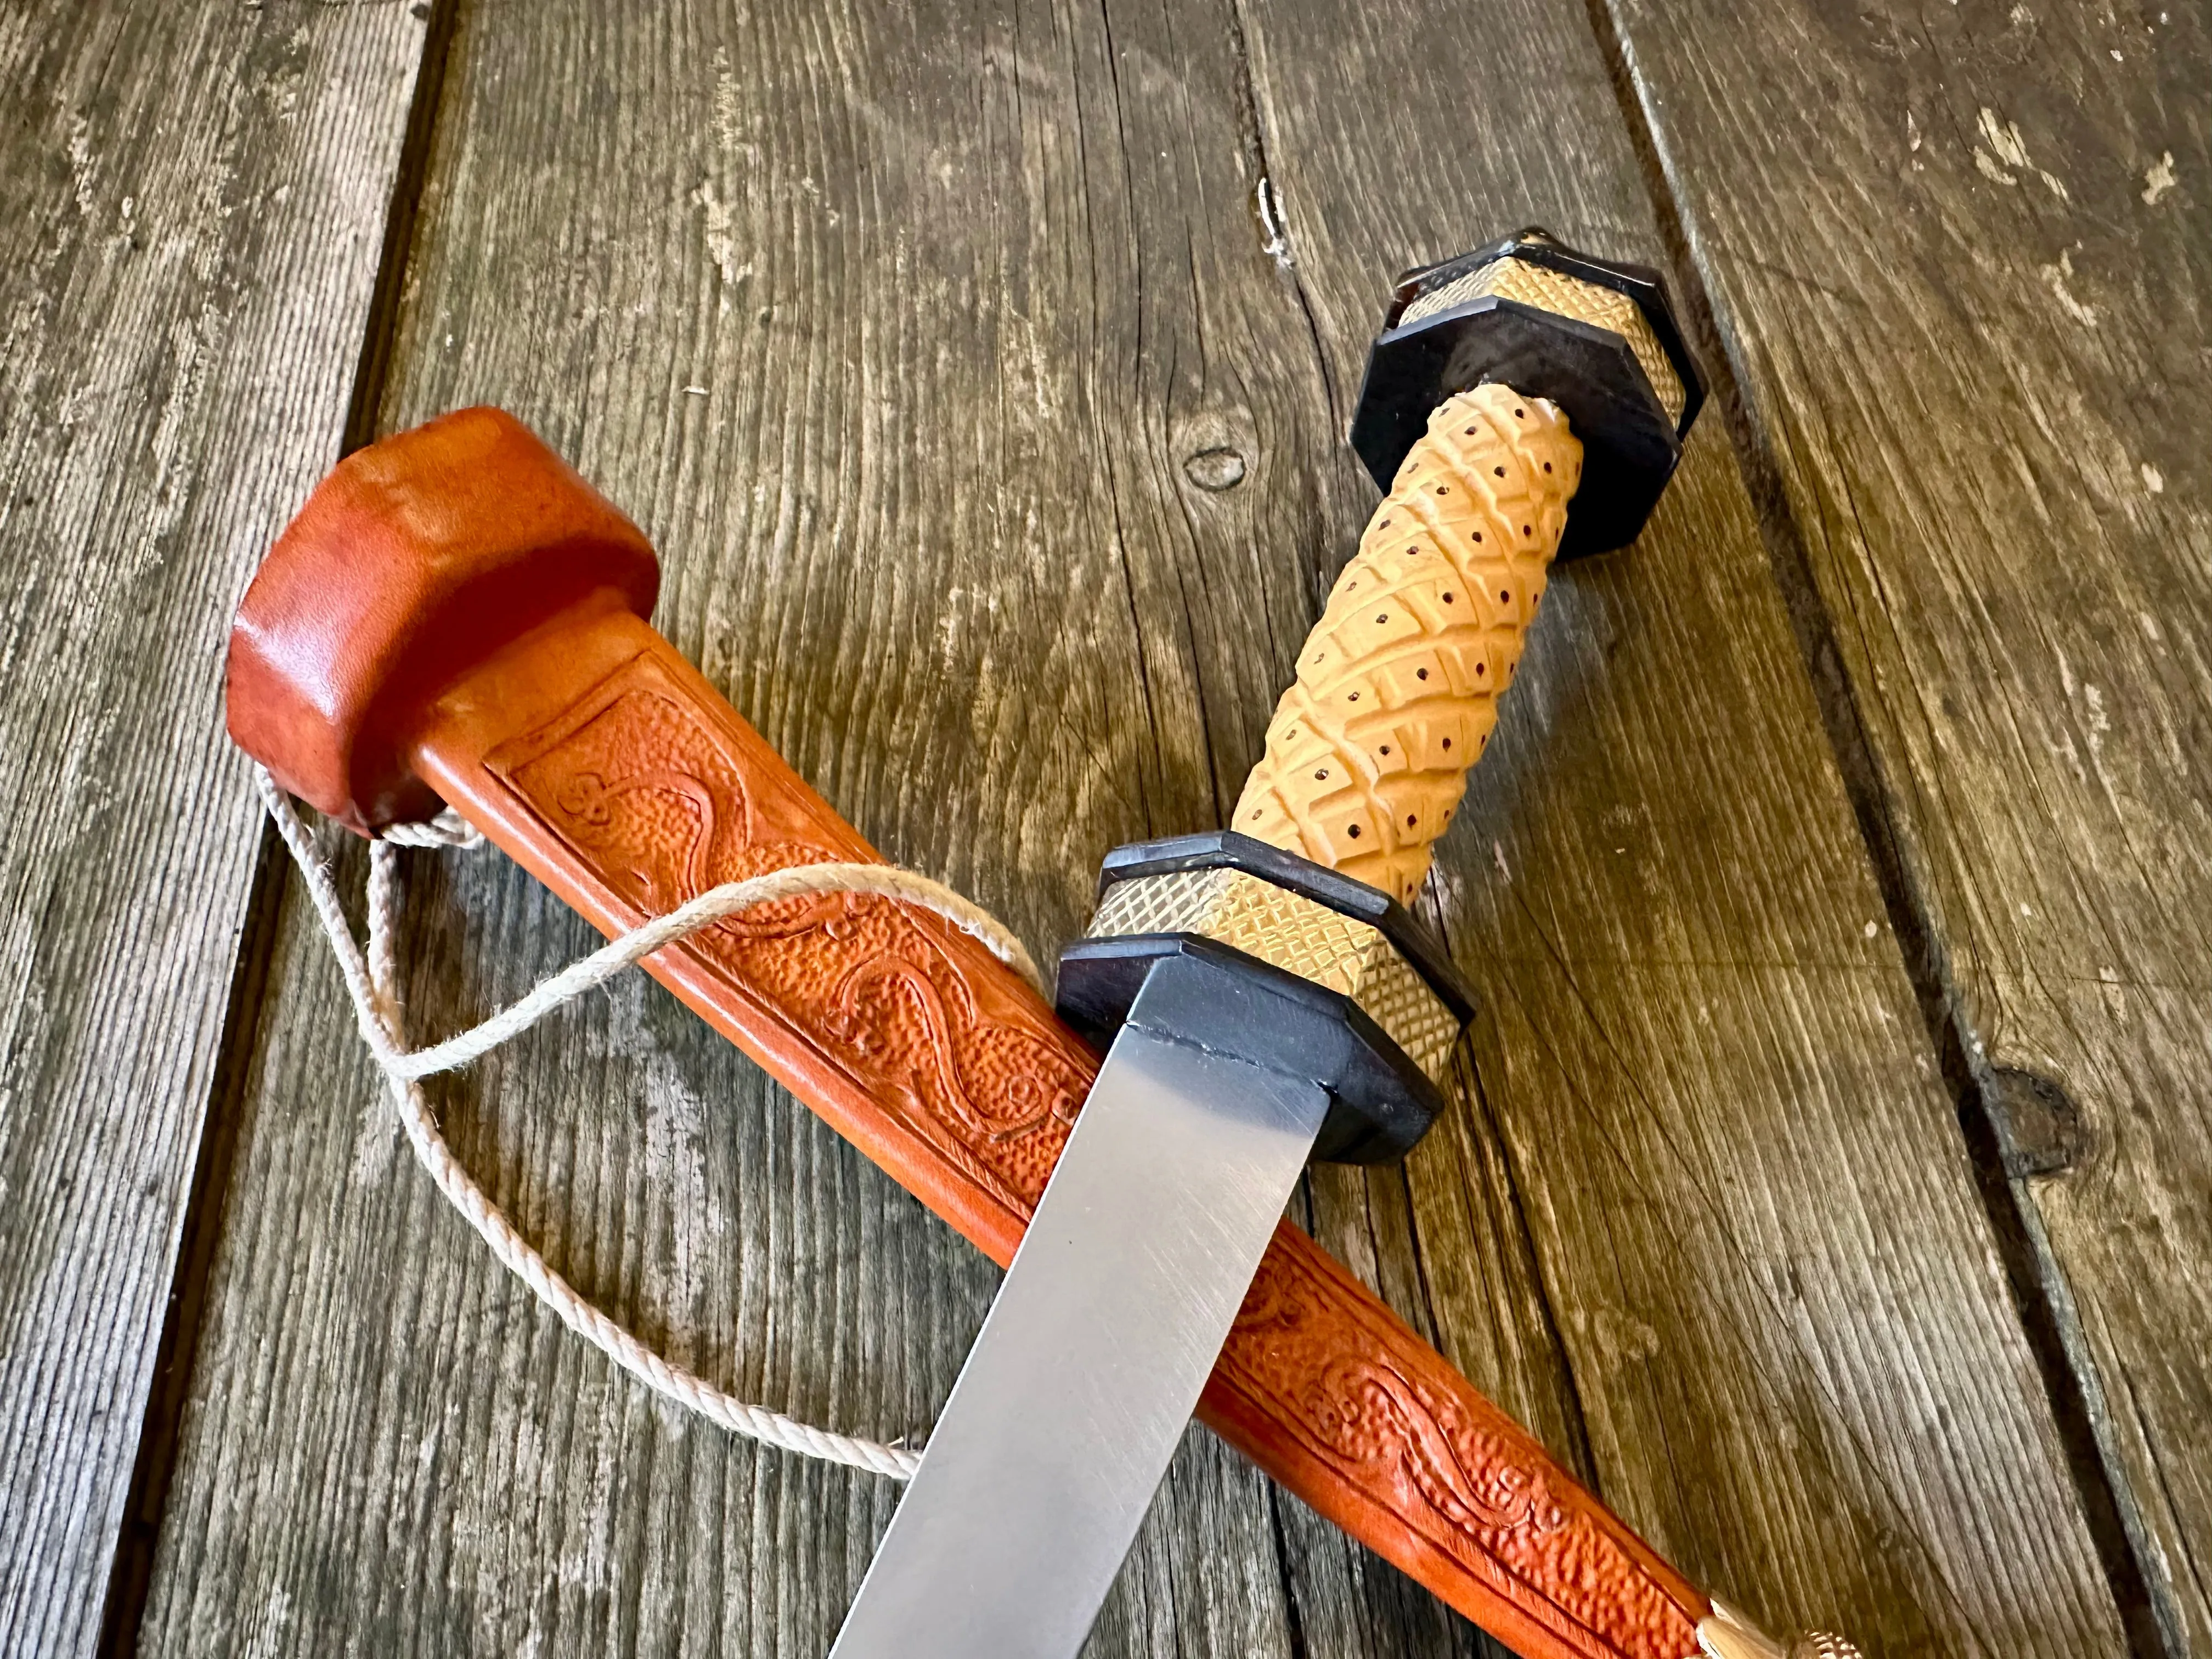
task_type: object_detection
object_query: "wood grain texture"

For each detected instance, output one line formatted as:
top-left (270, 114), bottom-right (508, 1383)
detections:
top-left (134, 2), bottom-right (2143, 1657)
top-left (1591, 0), bottom-right (2212, 1646)
top-left (1233, 0), bottom-right (2134, 1649)
top-left (140, 1), bottom-right (1562, 1654)
top-left (0, 4), bottom-right (427, 1652)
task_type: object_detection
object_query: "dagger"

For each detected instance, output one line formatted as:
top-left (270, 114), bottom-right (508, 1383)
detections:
top-left (222, 228), bottom-right (1858, 1659)
top-left (827, 228), bottom-right (1857, 1659)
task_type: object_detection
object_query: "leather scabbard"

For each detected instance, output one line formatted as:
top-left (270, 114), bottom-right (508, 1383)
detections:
top-left (405, 595), bottom-right (1709, 1659)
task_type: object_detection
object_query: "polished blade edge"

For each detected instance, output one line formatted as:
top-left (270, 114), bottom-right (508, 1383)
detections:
top-left (828, 1021), bottom-right (1331, 1659)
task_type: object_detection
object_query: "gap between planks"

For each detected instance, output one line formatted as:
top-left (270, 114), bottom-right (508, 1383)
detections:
top-left (1564, 0), bottom-right (2172, 1650)
top-left (95, 3), bottom-right (464, 1652)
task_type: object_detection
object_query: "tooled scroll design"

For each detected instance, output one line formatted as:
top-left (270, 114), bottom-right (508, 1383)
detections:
top-left (486, 652), bottom-right (1088, 1212)
top-left (1222, 1245), bottom-right (1700, 1659)
top-left (483, 653), bottom-right (1700, 1657)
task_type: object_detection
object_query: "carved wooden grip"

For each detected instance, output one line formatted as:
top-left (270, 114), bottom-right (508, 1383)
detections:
top-left (1234, 386), bottom-right (1581, 902)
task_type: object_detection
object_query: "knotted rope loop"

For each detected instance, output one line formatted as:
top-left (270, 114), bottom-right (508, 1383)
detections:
top-left (255, 766), bottom-right (1043, 1481)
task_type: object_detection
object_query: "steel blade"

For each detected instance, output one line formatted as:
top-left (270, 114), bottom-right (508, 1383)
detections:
top-left (828, 1017), bottom-right (1330, 1659)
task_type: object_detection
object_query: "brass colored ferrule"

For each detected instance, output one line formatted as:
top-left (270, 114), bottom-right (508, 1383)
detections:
top-left (1398, 250), bottom-right (1688, 427)
top-left (1084, 865), bottom-right (1459, 1085)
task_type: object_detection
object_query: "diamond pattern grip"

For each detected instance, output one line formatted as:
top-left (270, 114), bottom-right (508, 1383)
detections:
top-left (1233, 385), bottom-right (1582, 902)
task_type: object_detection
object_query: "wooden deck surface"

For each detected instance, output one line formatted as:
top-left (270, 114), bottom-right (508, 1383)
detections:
top-left (0, 1), bottom-right (2202, 1654)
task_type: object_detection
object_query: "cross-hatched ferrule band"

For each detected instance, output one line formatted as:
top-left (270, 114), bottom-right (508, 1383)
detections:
top-left (1083, 865), bottom-right (1460, 1086)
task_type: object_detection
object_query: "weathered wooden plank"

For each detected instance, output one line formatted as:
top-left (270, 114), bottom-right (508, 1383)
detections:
top-left (1233, 0), bottom-right (2138, 1650)
top-left (138, 4), bottom-right (2141, 1659)
top-left (0, 4), bottom-right (431, 1652)
top-left (138, 1), bottom-right (1550, 1654)
top-left (1591, 0), bottom-right (2211, 1647)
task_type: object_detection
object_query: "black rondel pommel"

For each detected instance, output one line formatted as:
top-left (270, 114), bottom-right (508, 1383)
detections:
top-left (1056, 831), bottom-right (1475, 1165)
top-left (1348, 226), bottom-right (1706, 558)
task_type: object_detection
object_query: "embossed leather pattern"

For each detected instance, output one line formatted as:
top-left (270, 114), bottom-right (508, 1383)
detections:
top-left (415, 614), bottom-right (1705, 1659)
top-left (485, 649), bottom-right (1087, 1215)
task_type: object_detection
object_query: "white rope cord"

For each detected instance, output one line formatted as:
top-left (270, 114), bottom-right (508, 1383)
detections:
top-left (255, 766), bottom-right (1047, 1481)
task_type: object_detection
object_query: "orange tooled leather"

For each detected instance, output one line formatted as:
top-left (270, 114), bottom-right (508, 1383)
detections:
top-left (404, 608), bottom-right (1707, 1659)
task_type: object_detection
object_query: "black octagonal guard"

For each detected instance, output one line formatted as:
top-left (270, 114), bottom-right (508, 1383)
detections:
top-left (1056, 832), bottom-right (1475, 1165)
top-left (1348, 228), bottom-right (1706, 558)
